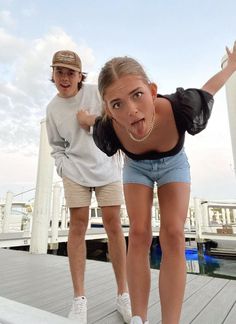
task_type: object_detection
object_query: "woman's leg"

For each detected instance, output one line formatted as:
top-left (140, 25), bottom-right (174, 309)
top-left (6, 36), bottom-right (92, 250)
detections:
top-left (158, 182), bottom-right (190, 324)
top-left (124, 183), bottom-right (153, 322)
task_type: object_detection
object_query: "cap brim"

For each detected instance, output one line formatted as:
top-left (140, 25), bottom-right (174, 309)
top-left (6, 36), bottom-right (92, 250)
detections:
top-left (51, 63), bottom-right (81, 73)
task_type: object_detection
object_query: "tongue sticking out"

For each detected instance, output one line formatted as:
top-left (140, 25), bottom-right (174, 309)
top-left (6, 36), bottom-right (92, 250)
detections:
top-left (130, 119), bottom-right (146, 137)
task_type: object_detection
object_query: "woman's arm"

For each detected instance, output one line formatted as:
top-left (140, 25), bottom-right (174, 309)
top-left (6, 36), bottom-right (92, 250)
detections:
top-left (202, 41), bottom-right (236, 95)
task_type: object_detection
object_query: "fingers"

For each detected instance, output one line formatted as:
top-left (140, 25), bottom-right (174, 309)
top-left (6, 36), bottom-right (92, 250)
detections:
top-left (77, 109), bottom-right (89, 115)
top-left (226, 41), bottom-right (236, 56)
top-left (226, 46), bottom-right (231, 56)
top-left (234, 40), bottom-right (236, 50)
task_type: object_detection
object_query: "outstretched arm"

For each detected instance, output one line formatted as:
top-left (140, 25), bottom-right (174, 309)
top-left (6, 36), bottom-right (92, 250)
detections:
top-left (202, 41), bottom-right (236, 95)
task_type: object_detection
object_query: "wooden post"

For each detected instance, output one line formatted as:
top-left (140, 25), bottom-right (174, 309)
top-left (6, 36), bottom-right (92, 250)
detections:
top-left (30, 119), bottom-right (54, 254)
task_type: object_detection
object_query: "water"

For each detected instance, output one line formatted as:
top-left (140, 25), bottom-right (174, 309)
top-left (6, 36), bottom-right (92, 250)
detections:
top-left (45, 238), bottom-right (236, 280)
top-left (150, 244), bottom-right (236, 280)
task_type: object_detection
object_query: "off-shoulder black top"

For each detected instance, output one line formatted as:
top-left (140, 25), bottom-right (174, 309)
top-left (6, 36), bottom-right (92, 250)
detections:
top-left (93, 88), bottom-right (214, 160)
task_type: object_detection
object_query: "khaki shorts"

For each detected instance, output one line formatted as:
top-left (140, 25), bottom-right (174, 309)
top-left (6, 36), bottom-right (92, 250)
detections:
top-left (62, 177), bottom-right (124, 208)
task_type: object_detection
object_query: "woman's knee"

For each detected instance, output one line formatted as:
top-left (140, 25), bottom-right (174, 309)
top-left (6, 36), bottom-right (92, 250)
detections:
top-left (160, 226), bottom-right (185, 252)
top-left (129, 227), bottom-right (152, 249)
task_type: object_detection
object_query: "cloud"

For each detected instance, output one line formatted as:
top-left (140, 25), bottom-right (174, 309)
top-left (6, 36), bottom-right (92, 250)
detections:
top-left (0, 27), bottom-right (97, 156)
top-left (0, 28), bottom-right (26, 63)
top-left (0, 10), bottom-right (15, 28)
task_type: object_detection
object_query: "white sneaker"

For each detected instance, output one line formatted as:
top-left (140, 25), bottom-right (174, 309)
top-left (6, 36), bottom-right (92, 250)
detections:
top-left (130, 316), bottom-right (149, 324)
top-left (68, 296), bottom-right (87, 324)
top-left (116, 292), bottom-right (132, 323)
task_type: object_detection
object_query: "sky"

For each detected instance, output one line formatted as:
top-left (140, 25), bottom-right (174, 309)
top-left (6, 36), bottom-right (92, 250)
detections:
top-left (0, 0), bottom-right (236, 203)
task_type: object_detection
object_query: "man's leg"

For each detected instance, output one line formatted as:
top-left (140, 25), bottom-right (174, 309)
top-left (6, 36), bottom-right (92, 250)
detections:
top-left (101, 205), bottom-right (128, 294)
top-left (67, 207), bottom-right (89, 296)
top-left (97, 182), bottom-right (131, 323)
top-left (101, 205), bottom-right (131, 323)
top-left (63, 177), bottom-right (91, 323)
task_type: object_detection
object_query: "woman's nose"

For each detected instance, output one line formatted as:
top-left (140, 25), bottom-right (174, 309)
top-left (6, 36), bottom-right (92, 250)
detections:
top-left (127, 102), bottom-right (138, 117)
top-left (128, 110), bottom-right (138, 117)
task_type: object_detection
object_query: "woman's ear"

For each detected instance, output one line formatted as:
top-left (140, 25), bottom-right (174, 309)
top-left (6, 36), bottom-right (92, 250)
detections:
top-left (150, 82), bottom-right (158, 98)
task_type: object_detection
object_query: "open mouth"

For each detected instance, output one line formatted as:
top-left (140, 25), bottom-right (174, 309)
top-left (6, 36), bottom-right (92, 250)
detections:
top-left (131, 118), bottom-right (144, 126)
top-left (60, 84), bottom-right (70, 89)
top-left (129, 118), bottom-right (145, 136)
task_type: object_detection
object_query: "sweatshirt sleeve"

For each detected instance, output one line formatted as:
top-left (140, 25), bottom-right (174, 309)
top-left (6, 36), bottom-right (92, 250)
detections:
top-left (46, 111), bottom-right (67, 177)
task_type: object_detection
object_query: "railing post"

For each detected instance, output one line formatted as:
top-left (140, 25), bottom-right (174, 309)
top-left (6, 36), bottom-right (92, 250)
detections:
top-left (194, 197), bottom-right (202, 240)
top-left (61, 199), bottom-right (67, 230)
top-left (50, 183), bottom-right (61, 252)
top-left (194, 197), bottom-right (205, 259)
top-left (2, 191), bottom-right (13, 233)
top-left (30, 119), bottom-right (54, 254)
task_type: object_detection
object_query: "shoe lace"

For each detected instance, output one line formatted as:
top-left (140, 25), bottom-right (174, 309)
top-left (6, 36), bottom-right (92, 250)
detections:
top-left (122, 295), bottom-right (130, 306)
top-left (73, 298), bottom-right (86, 314)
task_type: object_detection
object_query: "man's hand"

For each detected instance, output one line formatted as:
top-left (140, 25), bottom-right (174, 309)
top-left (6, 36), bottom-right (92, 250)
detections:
top-left (77, 110), bottom-right (96, 132)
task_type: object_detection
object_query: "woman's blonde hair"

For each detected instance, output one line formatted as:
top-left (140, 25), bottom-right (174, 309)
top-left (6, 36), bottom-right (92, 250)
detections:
top-left (98, 56), bottom-right (150, 105)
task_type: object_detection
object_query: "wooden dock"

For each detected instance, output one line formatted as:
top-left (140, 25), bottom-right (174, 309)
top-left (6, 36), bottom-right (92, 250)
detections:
top-left (0, 248), bottom-right (236, 324)
top-left (1, 227), bottom-right (236, 250)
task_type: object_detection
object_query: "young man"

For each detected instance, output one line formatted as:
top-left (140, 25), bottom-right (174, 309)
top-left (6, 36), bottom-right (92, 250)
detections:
top-left (46, 50), bottom-right (131, 324)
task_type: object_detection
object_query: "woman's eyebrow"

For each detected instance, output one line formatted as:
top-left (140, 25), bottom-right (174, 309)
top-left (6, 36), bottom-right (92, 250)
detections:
top-left (110, 87), bottom-right (142, 104)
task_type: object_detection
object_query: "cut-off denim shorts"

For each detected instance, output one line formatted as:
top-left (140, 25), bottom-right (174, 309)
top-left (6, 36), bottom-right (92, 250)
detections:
top-left (123, 148), bottom-right (191, 188)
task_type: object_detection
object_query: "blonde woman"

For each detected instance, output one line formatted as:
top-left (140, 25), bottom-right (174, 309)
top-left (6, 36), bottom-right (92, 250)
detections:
top-left (77, 42), bottom-right (236, 324)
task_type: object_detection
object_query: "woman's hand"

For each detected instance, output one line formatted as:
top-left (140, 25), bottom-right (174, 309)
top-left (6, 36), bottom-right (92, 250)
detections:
top-left (202, 40), bottom-right (236, 95)
top-left (225, 41), bottom-right (236, 71)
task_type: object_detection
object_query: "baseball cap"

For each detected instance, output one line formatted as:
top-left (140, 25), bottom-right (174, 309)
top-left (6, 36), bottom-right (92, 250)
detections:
top-left (51, 50), bottom-right (82, 72)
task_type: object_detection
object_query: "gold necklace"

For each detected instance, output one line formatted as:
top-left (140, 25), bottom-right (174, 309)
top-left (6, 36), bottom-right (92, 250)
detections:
top-left (128, 111), bottom-right (156, 142)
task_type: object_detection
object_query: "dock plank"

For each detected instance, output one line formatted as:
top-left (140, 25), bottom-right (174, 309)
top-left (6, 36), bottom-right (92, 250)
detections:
top-left (0, 248), bottom-right (235, 323)
top-left (191, 280), bottom-right (236, 324)
top-left (180, 277), bottom-right (227, 323)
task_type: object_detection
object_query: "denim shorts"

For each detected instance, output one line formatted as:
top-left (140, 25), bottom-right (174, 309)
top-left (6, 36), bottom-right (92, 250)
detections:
top-left (123, 148), bottom-right (191, 188)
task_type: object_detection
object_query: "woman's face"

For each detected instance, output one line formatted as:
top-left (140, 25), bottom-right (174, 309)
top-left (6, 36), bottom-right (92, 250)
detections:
top-left (103, 75), bottom-right (157, 139)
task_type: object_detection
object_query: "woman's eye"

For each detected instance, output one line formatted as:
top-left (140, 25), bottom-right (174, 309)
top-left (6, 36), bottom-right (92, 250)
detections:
top-left (112, 102), bottom-right (120, 109)
top-left (134, 91), bottom-right (143, 99)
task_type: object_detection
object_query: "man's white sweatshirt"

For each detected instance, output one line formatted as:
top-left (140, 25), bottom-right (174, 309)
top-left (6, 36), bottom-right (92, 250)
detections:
top-left (46, 83), bottom-right (121, 187)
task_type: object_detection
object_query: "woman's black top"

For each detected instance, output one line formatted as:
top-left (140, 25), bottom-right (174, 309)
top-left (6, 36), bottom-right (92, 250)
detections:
top-left (93, 88), bottom-right (214, 160)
